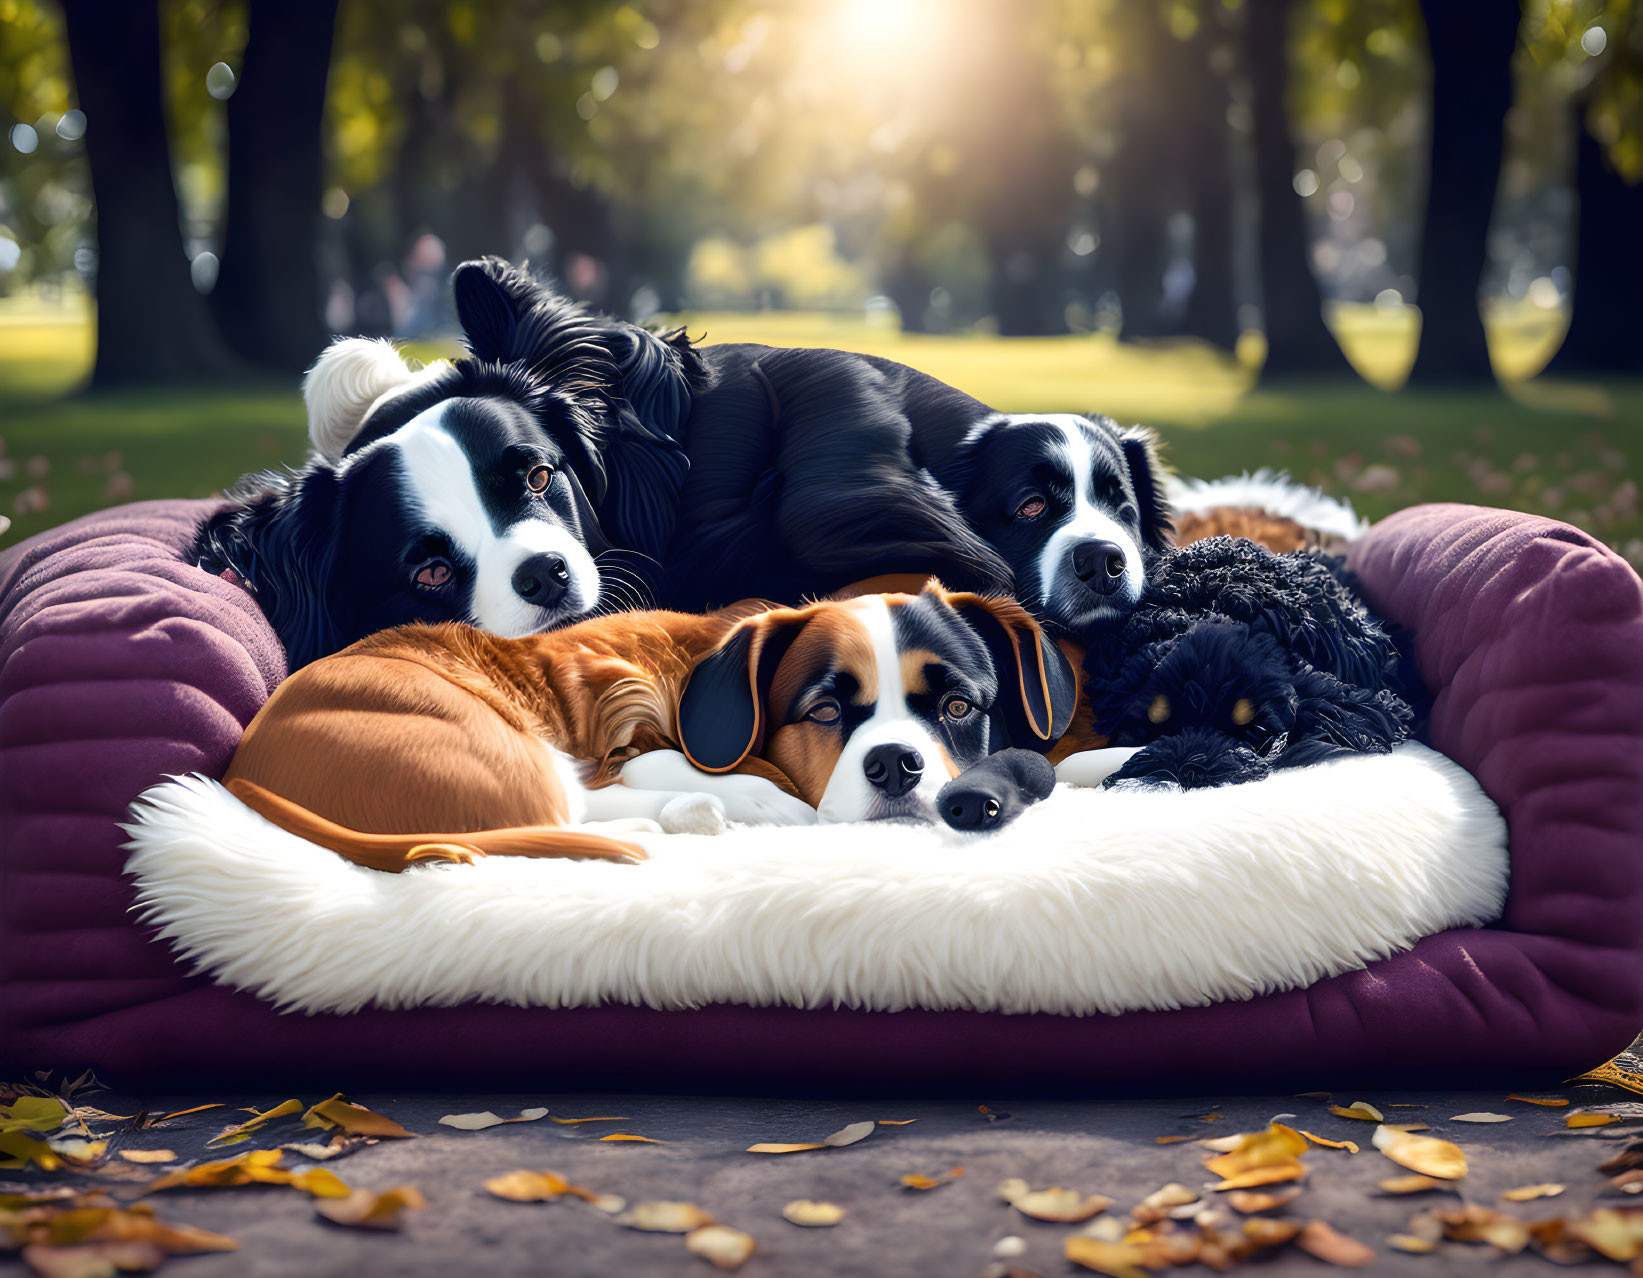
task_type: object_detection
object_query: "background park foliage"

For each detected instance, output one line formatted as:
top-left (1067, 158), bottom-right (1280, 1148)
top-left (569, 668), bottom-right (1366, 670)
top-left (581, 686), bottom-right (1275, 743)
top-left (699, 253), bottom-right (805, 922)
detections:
top-left (0, 0), bottom-right (1638, 562)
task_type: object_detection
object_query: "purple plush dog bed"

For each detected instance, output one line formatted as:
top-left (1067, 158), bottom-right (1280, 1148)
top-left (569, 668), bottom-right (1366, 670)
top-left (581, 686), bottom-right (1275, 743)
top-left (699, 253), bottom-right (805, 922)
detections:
top-left (2, 498), bottom-right (1640, 1090)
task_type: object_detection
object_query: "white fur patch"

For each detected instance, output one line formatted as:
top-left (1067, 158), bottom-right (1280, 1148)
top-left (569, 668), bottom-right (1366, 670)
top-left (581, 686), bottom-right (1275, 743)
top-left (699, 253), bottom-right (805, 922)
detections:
top-left (123, 743), bottom-right (1507, 1018)
top-left (303, 338), bottom-right (447, 462)
top-left (1035, 417), bottom-right (1145, 620)
top-left (379, 405), bottom-right (600, 635)
top-left (1167, 469), bottom-right (1370, 543)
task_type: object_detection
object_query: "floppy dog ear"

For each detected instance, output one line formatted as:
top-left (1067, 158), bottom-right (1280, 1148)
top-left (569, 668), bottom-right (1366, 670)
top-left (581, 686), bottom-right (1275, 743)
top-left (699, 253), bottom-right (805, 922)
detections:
top-left (303, 338), bottom-right (429, 462)
top-left (1117, 423), bottom-right (1174, 553)
top-left (946, 591), bottom-right (1079, 749)
top-left (451, 257), bottom-right (541, 362)
top-left (193, 468), bottom-right (344, 671)
top-left (676, 609), bottom-right (811, 773)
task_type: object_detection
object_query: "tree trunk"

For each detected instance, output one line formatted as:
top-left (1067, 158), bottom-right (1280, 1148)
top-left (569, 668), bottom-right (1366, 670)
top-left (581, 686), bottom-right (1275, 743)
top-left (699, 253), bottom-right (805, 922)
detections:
top-left (1242, 0), bottom-right (1356, 380)
top-left (1177, 21), bottom-right (1241, 352)
top-left (210, 0), bottom-right (339, 374)
top-left (1405, 0), bottom-right (1519, 386)
top-left (57, 0), bottom-right (240, 386)
top-left (1542, 111), bottom-right (1643, 376)
top-left (1105, 2), bottom-right (1174, 340)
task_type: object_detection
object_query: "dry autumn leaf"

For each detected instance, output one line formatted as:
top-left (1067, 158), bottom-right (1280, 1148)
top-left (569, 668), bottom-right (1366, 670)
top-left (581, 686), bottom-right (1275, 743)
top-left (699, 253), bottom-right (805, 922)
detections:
top-left (482, 1170), bottom-right (572, 1202)
top-left (1203, 1123), bottom-right (1309, 1179)
top-left (598, 1134), bottom-right (666, 1144)
top-left (22, 1240), bottom-right (167, 1278)
top-left (614, 1202), bottom-right (716, 1233)
top-left (1295, 1221), bottom-right (1375, 1267)
top-left (1570, 1208), bottom-right (1643, 1261)
top-left (1328, 1102), bottom-right (1384, 1122)
top-left (1506, 1094), bottom-right (1570, 1108)
top-left (207, 1099), bottom-right (300, 1146)
top-left (877, 1120), bottom-right (918, 1126)
top-left (152, 1104), bottom-right (224, 1124)
top-left (439, 1108), bottom-right (550, 1131)
top-left (0, 1097), bottom-right (68, 1134)
top-left (1377, 1174), bottom-right (1446, 1194)
top-left (1213, 1162), bottom-right (1308, 1191)
top-left (546, 1115), bottom-right (629, 1125)
top-left (1155, 1135), bottom-right (1195, 1145)
top-left (1226, 1187), bottom-right (1304, 1213)
top-left (1502, 1183), bottom-right (1564, 1202)
top-left (1064, 1235), bottom-right (1150, 1278)
top-left (1567, 1111), bottom-right (1618, 1128)
top-left (746, 1142), bottom-right (824, 1154)
top-left (899, 1166), bottom-right (963, 1191)
top-left (1449, 1113), bottom-right (1512, 1123)
top-left (1388, 1233), bottom-right (1438, 1254)
top-left (1131, 1183), bottom-right (1198, 1224)
top-left (315, 1186), bottom-right (426, 1230)
top-left (1241, 1217), bottom-right (1303, 1250)
top-left (301, 1095), bottom-right (414, 1139)
top-left (1436, 1204), bottom-right (1530, 1253)
top-left (782, 1200), bottom-right (844, 1227)
top-left (685, 1225), bottom-right (755, 1270)
top-left (1298, 1130), bottom-right (1359, 1154)
top-left (1011, 1187), bottom-right (1113, 1222)
top-left (115, 1150), bottom-right (175, 1165)
top-left (824, 1121), bottom-right (876, 1147)
top-left (1371, 1125), bottom-right (1467, 1180)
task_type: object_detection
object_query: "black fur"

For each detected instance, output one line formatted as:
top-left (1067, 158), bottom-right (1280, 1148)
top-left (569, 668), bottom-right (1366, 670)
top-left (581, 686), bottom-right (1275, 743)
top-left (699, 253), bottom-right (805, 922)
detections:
top-left (1082, 537), bottom-right (1415, 789)
top-left (938, 748), bottom-right (1057, 832)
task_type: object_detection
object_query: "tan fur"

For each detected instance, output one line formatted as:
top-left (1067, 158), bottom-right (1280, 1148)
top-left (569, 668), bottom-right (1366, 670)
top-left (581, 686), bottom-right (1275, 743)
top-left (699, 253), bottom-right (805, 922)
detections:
top-left (1174, 506), bottom-right (1350, 554)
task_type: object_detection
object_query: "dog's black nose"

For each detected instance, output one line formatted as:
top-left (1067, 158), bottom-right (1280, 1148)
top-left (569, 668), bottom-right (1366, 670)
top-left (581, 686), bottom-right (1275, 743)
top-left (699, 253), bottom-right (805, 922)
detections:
top-left (863, 744), bottom-right (923, 798)
top-left (1071, 539), bottom-right (1127, 594)
top-left (512, 554), bottom-right (570, 608)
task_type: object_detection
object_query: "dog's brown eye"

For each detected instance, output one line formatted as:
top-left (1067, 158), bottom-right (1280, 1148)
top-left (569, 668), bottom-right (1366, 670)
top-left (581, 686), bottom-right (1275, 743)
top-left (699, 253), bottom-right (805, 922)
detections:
top-left (805, 699), bottom-right (841, 725)
top-left (413, 559), bottom-right (452, 590)
top-left (1015, 495), bottom-right (1046, 520)
top-left (1147, 693), bottom-right (1171, 724)
top-left (1231, 698), bottom-right (1256, 726)
top-left (942, 694), bottom-right (973, 721)
top-left (525, 464), bottom-right (554, 493)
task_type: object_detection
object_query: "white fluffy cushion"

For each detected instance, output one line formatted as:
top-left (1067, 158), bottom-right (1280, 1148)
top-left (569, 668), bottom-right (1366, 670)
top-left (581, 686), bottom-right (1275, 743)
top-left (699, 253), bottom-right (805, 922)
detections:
top-left (123, 742), bottom-right (1506, 1019)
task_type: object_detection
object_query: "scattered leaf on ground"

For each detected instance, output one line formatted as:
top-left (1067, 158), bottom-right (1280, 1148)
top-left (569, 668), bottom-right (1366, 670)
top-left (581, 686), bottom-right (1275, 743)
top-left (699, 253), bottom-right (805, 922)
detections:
top-left (1388, 1233), bottom-right (1438, 1253)
top-left (1502, 1183), bottom-right (1564, 1202)
top-left (315, 1186), bottom-right (425, 1230)
top-left (1131, 1183), bottom-right (1198, 1224)
top-left (876, 1120), bottom-right (917, 1126)
top-left (782, 1200), bottom-right (843, 1226)
top-left (137, 1148), bottom-right (348, 1200)
top-left (301, 1095), bottom-right (414, 1139)
top-left (824, 1122), bottom-right (876, 1147)
top-left (1371, 1125), bottom-right (1467, 1180)
top-left (1450, 1113), bottom-right (1512, 1123)
top-left (1507, 1094), bottom-right (1569, 1107)
top-left (152, 1104), bottom-right (223, 1124)
top-left (1377, 1174), bottom-right (1447, 1194)
top-left (1226, 1187), bottom-right (1304, 1213)
top-left (483, 1170), bottom-right (571, 1202)
top-left (1011, 1186), bottom-right (1113, 1222)
top-left (1567, 1111), bottom-right (1617, 1128)
top-left (207, 1098), bottom-right (301, 1146)
top-left (1065, 1235), bottom-right (1149, 1278)
top-left (22, 1240), bottom-right (168, 1277)
top-left (1213, 1163), bottom-right (1308, 1191)
top-left (0, 1097), bottom-right (68, 1134)
top-left (1328, 1102), bottom-right (1384, 1122)
top-left (997, 1178), bottom-right (1029, 1205)
top-left (1436, 1204), bottom-right (1530, 1252)
top-left (1570, 1208), bottom-right (1643, 1261)
top-left (280, 1137), bottom-right (369, 1162)
top-left (116, 1150), bottom-right (175, 1164)
top-left (438, 1112), bottom-right (506, 1131)
top-left (685, 1225), bottom-right (755, 1270)
top-left (1296, 1221), bottom-right (1375, 1267)
top-left (599, 1134), bottom-right (667, 1143)
top-left (614, 1202), bottom-right (717, 1233)
top-left (899, 1166), bottom-right (963, 1191)
top-left (1204, 1123), bottom-right (1309, 1179)
top-left (1298, 1130), bottom-right (1358, 1154)
top-left (1155, 1135), bottom-right (1195, 1145)
top-left (545, 1115), bottom-right (629, 1125)
top-left (746, 1142), bottom-right (824, 1154)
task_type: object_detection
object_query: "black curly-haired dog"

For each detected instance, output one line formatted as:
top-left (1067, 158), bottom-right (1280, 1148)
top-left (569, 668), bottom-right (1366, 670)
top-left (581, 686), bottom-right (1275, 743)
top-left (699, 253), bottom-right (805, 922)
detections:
top-left (1079, 536), bottom-right (1416, 789)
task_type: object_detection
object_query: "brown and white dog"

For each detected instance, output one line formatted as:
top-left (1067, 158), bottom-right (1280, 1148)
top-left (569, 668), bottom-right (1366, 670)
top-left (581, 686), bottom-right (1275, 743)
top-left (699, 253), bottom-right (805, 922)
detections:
top-left (222, 581), bottom-right (1078, 871)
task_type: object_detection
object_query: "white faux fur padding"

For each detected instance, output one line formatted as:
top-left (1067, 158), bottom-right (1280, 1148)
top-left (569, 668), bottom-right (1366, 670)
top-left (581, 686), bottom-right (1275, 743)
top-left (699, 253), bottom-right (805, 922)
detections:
top-left (1167, 468), bottom-right (1370, 543)
top-left (303, 337), bottom-right (448, 462)
top-left (123, 743), bottom-right (1507, 1019)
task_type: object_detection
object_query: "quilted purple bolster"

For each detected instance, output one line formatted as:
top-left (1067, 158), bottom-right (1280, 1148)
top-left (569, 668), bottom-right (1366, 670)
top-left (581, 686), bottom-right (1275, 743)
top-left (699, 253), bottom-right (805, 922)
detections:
top-left (0, 501), bottom-right (285, 1051)
top-left (1, 498), bottom-right (1641, 1090)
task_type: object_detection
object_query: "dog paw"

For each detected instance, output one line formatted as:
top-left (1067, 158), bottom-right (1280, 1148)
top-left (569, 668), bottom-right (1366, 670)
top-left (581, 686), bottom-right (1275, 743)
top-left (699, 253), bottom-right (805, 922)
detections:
top-left (659, 793), bottom-right (729, 836)
top-left (716, 776), bottom-right (819, 827)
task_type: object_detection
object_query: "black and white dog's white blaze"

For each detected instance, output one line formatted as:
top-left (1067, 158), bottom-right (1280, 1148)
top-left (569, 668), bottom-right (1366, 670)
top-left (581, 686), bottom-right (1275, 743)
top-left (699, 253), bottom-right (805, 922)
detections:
top-left (941, 413), bottom-right (1173, 637)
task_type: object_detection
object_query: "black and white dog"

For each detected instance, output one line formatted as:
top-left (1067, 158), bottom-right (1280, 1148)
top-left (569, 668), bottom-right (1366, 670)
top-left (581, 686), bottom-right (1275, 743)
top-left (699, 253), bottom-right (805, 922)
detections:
top-left (197, 258), bottom-right (1171, 665)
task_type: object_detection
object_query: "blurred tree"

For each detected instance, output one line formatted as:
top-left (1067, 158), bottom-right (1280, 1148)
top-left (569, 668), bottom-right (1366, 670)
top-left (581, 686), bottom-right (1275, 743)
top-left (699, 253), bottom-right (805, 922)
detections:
top-left (1543, 1), bottom-right (1643, 375)
top-left (210, 0), bottom-right (338, 374)
top-left (56, 0), bottom-right (241, 384)
top-left (1243, 0), bottom-right (1357, 379)
top-left (1405, 0), bottom-right (1522, 385)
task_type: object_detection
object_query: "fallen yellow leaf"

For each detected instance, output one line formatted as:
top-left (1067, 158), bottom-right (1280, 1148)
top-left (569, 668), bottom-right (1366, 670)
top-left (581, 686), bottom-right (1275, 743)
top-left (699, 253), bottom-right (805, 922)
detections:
top-left (615, 1202), bottom-right (716, 1233)
top-left (207, 1099), bottom-right (302, 1146)
top-left (1226, 1186), bottom-right (1304, 1213)
top-left (685, 1225), bottom-right (755, 1270)
top-left (1296, 1221), bottom-right (1375, 1267)
top-left (1449, 1113), bottom-right (1512, 1123)
top-left (0, 1097), bottom-right (69, 1134)
top-left (1506, 1094), bottom-right (1569, 1107)
top-left (1155, 1135), bottom-right (1195, 1145)
top-left (1328, 1102), bottom-right (1384, 1122)
top-left (781, 1200), bottom-right (843, 1226)
top-left (899, 1165), bottom-right (963, 1191)
top-left (315, 1186), bottom-right (425, 1230)
top-left (1502, 1183), bottom-right (1564, 1202)
top-left (482, 1170), bottom-right (571, 1202)
top-left (823, 1122), bottom-right (876, 1147)
top-left (546, 1115), bottom-right (630, 1124)
top-left (1212, 1162), bottom-right (1308, 1191)
top-left (1567, 1111), bottom-right (1617, 1128)
top-left (1298, 1130), bottom-right (1359, 1154)
top-left (746, 1142), bottom-right (824, 1154)
top-left (598, 1134), bottom-right (666, 1143)
top-left (1203, 1123), bottom-right (1310, 1179)
top-left (1570, 1207), bottom-right (1643, 1262)
top-left (1377, 1174), bottom-right (1446, 1194)
top-left (1065, 1235), bottom-right (1150, 1278)
top-left (1371, 1126), bottom-right (1467, 1180)
top-left (116, 1150), bottom-right (176, 1165)
top-left (1012, 1187), bottom-right (1113, 1222)
top-left (876, 1120), bottom-right (918, 1126)
top-left (301, 1095), bottom-right (413, 1139)
top-left (1388, 1233), bottom-right (1438, 1254)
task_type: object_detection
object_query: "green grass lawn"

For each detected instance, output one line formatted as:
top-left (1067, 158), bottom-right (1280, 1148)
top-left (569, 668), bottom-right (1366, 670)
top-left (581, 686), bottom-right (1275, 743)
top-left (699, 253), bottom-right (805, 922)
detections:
top-left (2, 303), bottom-right (1638, 568)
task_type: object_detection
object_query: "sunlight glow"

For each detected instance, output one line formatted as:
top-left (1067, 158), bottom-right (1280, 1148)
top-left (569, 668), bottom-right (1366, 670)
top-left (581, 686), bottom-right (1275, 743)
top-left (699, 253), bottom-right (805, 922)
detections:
top-left (832, 0), bottom-right (945, 57)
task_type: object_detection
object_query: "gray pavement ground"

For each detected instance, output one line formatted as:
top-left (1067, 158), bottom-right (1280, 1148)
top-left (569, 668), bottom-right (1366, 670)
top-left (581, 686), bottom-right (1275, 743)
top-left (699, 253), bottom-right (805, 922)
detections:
top-left (7, 1063), bottom-right (1643, 1277)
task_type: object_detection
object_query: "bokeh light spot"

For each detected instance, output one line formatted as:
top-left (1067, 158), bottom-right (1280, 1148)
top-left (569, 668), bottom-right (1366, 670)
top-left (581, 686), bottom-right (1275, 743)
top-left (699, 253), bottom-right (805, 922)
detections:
top-left (1292, 169), bottom-right (1319, 197)
top-left (9, 123), bottom-right (38, 155)
top-left (1375, 288), bottom-right (1403, 309)
top-left (189, 251), bottom-right (219, 293)
top-left (1580, 26), bottom-right (1607, 56)
top-left (591, 65), bottom-right (619, 101)
top-left (206, 62), bottom-right (237, 100)
top-left (55, 110), bottom-right (86, 142)
top-left (1527, 276), bottom-right (1561, 309)
top-left (322, 187), bottom-right (350, 219)
top-left (0, 238), bottom-right (20, 272)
